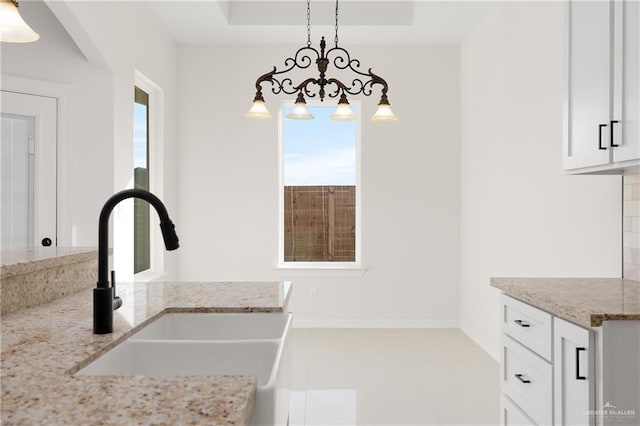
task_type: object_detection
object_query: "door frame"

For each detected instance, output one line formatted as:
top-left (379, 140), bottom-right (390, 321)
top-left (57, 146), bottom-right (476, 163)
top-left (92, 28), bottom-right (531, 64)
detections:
top-left (1, 74), bottom-right (71, 246)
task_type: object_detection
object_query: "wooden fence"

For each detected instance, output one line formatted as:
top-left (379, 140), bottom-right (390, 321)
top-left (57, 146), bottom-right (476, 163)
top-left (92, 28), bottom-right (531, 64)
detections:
top-left (284, 185), bottom-right (355, 262)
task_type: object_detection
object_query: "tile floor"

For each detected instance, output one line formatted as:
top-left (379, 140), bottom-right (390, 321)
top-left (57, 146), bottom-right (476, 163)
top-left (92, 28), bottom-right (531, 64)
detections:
top-left (288, 328), bottom-right (499, 426)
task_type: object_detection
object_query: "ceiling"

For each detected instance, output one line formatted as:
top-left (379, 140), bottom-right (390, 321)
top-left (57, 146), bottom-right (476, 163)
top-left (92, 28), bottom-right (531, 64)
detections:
top-left (144, 1), bottom-right (497, 45)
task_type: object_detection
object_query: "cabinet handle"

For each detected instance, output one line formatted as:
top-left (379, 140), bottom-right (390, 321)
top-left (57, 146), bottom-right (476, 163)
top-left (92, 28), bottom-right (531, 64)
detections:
top-left (576, 347), bottom-right (587, 380)
top-left (610, 120), bottom-right (619, 147)
top-left (599, 124), bottom-right (608, 150)
top-left (514, 373), bottom-right (531, 384)
top-left (514, 319), bottom-right (530, 328)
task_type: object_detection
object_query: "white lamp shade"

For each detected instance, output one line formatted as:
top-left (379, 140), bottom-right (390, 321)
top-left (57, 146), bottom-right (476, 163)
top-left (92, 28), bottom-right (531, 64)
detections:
top-left (330, 103), bottom-right (356, 121)
top-left (0, 1), bottom-right (39, 43)
top-left (286, 102), bottom-right (314, 120)
top-left (371, 103), bottom-right (398, 122)
top-left (244, 99), bottom-right (273, 120)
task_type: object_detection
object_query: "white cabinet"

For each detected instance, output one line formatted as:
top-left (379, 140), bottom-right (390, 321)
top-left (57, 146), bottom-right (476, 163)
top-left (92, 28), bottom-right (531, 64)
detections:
top-left (500, 295), bottom-right (595, 426)
top-left (564, 0), bottom-right (640, 173)
top-left (501, 394), bottom-right (536, 426)
top-left (554, 317), bottom-right (595, 426)
top-left (500, 294), bottom-right (555, 425)
top-left (502, 334), bottom-right (553, 425)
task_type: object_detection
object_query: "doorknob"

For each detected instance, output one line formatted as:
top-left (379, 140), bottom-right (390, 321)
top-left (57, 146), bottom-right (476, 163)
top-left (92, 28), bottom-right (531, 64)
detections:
top-left (41, 237), bottom-right (52, 247)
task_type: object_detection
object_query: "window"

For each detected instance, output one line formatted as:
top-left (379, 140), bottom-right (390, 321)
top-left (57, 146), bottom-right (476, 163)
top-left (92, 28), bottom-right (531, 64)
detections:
top-left (280, 104), bottom-right (361, 266)
top-left (133, 86), bottom-right (150, 274)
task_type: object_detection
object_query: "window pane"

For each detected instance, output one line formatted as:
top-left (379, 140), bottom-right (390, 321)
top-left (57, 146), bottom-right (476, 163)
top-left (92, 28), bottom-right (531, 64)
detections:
top-left (283, 106), bottom-right (357, 262)
top-left (1, 114), bottom-right (35, 251)
top-left (134, 87), bottom-right (150, 273)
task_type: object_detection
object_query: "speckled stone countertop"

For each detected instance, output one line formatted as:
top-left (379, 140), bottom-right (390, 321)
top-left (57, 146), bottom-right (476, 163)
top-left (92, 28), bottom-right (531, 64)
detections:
top-left (1, 281), bottom-right (291, 425)
top-left (0, 247), bottom-right (97, 279)
top-left (1, 248), bottom-right (100, 316)
top-left (491, 277), bottom-right (640, 327)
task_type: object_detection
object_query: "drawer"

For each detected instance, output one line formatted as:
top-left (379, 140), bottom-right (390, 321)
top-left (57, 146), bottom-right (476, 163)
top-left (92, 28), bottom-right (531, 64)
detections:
top-left (502, 294), bottom-right (552, 361)
top-left (501, 394), bottom-right (536, 426)
top-left (502, 334), bottom-right (553, 426)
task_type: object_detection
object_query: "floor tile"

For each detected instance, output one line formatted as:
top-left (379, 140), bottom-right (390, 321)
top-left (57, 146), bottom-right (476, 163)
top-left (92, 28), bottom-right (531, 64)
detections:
top-left (290, 328), bottom-right (499, 426)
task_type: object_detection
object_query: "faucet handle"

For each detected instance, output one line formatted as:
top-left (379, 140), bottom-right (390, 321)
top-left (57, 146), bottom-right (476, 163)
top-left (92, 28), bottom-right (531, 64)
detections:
top-left (111, 270), bottom-right (122, 310)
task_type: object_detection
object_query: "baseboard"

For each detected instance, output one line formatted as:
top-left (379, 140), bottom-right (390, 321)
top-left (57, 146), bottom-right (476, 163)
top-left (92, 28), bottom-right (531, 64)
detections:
top-left (292, 318), bottom-right (459, 329)
top-left (460, 321), bottom-right (499, 361)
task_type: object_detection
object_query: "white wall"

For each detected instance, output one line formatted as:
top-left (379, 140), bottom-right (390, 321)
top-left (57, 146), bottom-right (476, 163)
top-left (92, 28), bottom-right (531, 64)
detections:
top-left (460, 2), bottom-right (622, 359)
top-left (1, 0), bottom-right (113, 247)
top-left (1, 1), bottom-right (181, 279)
top-left (53, 1), bottom-right (179, 280)
top-left (177, 45), bottom-right (461, 327)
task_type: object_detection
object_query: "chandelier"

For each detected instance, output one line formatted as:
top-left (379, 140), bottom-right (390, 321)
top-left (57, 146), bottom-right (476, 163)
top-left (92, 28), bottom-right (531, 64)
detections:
top-left (245, 0), bottom-right (398, 122)
top-left (0, 0), bottom-right (39, 43)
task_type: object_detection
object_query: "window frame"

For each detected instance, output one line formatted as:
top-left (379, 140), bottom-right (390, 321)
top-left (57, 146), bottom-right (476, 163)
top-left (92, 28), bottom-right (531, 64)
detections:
top-left (132, 71), bottom-right (166, 282)
top-left (277, 100), bottom-right (363, 270)
top-left (133, 86), bottom-right (150, 274)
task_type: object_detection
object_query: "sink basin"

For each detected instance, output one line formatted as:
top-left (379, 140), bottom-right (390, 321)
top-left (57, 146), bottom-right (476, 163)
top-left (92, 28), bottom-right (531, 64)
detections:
top-left (78, 340), bottom-right (280, 378)
top-left (129, 312), bottom-right (291, 341)
top-left (77, 312), bottom-right (292, 425)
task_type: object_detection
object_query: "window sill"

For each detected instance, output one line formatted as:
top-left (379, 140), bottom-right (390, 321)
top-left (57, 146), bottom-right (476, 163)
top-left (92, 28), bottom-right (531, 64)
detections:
top-left (275, 264), bottom-right (367, 277)
top-left (133, 270), bottom-right (167, 283)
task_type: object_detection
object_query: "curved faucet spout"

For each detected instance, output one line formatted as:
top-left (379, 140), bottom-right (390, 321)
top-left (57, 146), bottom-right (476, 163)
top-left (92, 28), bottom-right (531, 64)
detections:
top-left (94, 189), bottom-right (179, 334)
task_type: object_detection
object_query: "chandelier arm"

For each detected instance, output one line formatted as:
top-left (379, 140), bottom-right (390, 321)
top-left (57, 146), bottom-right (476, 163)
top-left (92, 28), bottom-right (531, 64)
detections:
top-left (327, 87), bottom-right (342, 98)
top-left (274, 77), bottom-right (301, 95)
top-left (324, 78), bottom-right (348, 99)
top-left (278, 46), bottom-right (319, 74)
top-left (325, 47), bottom-right (367, 77)
top-left (253, 66), bottom-right (277, 96)
top-left (339, 78), bottom-right (368, 97)
top-left (293, 78), bottom-right (320, 98)
top-left (253, 45), bottom-right (322, 97)
top-left (368, 70), bottom-right (390, 101)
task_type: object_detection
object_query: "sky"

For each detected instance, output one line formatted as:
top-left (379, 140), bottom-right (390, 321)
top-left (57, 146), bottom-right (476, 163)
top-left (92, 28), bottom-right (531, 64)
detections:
top-left (283, 105), bottom-right (357, 186)
top-left (133, 103), bottom-right (147, 169)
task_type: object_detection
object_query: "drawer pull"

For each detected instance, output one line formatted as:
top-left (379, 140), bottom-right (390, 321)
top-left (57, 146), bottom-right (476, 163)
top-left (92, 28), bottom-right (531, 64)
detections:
top-left (514, 319), bottom-right (530, 328)
top-left (514, 373), bottom-right (531, 384)
top-left (576, 347), bottom-right (587, 380)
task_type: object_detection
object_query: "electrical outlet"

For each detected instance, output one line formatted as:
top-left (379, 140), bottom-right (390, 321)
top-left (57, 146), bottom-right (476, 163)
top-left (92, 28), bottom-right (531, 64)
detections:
top-left (309, 288), bottom-right (317, 298)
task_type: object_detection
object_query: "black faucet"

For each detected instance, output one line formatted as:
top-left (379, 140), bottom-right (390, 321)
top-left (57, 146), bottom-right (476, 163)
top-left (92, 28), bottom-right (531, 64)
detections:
top-left (94, 189), bottom-right (179, 334)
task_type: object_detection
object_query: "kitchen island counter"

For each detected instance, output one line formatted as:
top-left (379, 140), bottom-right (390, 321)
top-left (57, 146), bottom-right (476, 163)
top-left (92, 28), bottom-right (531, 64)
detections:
top-left (1, 280), bottom-right (291, 425)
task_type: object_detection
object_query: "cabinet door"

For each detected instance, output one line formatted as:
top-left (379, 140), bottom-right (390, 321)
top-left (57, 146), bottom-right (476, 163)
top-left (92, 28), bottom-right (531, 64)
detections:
top-left (564, 0), bottom-right (612, 170)
top-left (613, 0), bottom-right (640, 162)
top-left (501, 394), bottom-right (536, 426)
top-left (554, 317), bottom-right (595, 426)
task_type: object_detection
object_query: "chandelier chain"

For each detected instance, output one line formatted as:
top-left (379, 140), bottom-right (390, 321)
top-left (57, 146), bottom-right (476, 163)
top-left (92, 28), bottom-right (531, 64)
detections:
top-left (334, 0), bottom-right (339, 47)
top-left (306, 0), bottom-right (311, 47)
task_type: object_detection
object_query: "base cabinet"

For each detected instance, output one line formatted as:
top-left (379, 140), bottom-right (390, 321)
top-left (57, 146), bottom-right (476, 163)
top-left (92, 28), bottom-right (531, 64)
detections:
top-left (500, 294), bottom-right (640, 426)
top-left (500, 294), bottom-right (595, 425)
top-left (554, 317), bottom-right (595, 426)
top-left (502, 394), bottom-right (536, 426)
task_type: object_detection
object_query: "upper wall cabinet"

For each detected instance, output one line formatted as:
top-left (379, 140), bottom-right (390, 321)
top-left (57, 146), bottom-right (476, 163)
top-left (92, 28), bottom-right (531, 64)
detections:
top-left (564, 0), bottom-right (640, 174)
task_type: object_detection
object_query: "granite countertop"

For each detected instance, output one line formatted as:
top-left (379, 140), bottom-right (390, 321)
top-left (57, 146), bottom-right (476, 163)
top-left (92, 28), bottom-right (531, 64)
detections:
top-left (1, 281), bottom-right (291, 425)
top-left (491, 277), bottom-right (640, 327)
top-left (0, 247), bottom-right (98, 279)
